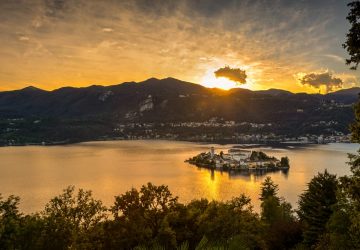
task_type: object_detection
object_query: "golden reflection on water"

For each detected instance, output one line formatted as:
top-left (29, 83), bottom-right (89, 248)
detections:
top-left (0, 140), bottom-right (357, 214)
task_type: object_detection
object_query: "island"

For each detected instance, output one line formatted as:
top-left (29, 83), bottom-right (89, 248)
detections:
top-left (186, 147), bottom-right (290, 171)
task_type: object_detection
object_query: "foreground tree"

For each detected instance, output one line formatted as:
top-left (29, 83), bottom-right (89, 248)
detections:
top-left (40, 186), bottom-right (107, 249)
top-left (194, 197), bottom-right (265, 249)
top-left (259, 177), bottom-right (302, 249)
top-left (297, 170), bottom-right (338, 248)
top-left (343, 1), bottom-right (360, 69)
top-left (318, 67), bottom-right (360, 248)
top-left (0, 195), bottom-right (22, 249)
top-left (110, 183), bottom-right (179, 249)
top-left (329, 2), bottom-right (360, 248)
top-left (260, 177), bottom-right (281, 224)
top-left (316, 108), bottom-right (360, 250)
top-left (260, 177), bottom-right (294, 224)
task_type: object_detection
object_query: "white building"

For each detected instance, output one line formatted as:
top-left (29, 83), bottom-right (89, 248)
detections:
top-left (210, 147), bottom-right (215, 159)
top-left (228, 149), bottom-right (252, 162)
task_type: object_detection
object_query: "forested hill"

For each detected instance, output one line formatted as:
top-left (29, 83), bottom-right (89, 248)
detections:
top-left (0, 77), bottom-right (358, 121)
top-left (0, 77), bottom-right (359, 144)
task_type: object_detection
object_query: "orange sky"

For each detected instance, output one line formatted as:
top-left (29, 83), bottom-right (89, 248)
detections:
top-left (0, 0), bottom-right (359, 93)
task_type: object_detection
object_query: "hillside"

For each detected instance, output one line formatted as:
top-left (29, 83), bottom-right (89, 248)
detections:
top-left (0, 78), bottom-right (358, 145)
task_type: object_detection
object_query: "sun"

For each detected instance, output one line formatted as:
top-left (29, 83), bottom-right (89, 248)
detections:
top-left (200, 68), bottom-right (251, 90)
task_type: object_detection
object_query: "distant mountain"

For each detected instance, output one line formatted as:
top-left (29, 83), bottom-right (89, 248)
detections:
top-left (255, 88), bottom-right (293, 96)
top-left (325, 87), bottom-right (360, 104)
top-left (0, 77), bottom-right (357, 120)
top-left (328, 87), bottom-right (360, 95)
top-left (0, 77), bottom-right (357, 144)
top-left (0, 77), bottom-right (209, 118)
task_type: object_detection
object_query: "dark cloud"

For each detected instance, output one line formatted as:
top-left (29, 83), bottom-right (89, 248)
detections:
top-left (297, 71), bottom-right (343, 93)
top-left (44, 0), bottom-right (67, 17)
top-left (214, 66), bottom-right (247, 84)
top-left (0, 0), bottom-right (355, 91)
top-left (131, 0), bottom-right (178, 14)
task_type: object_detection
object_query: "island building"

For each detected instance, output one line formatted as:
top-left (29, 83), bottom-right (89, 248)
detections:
top-left (210, 146), bottom-right (215, 159)
top-left (210, 148), bottom-right (280, 169)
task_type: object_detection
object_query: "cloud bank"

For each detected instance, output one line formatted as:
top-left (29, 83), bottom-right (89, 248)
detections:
top-left (297, 71), bottom-right (343, 93)
top-left (0, 0), bottom-right (357, 92)
top-left (214, 66), bottom-right (247, 84)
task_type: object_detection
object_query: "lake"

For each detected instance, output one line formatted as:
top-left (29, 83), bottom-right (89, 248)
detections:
top-left (0, 140), bottom-right (357, 213)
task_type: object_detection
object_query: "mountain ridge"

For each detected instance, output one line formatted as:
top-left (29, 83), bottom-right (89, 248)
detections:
top-left (0, 77), bottom-right (358, 120)
top-left (0, 77), bottom-right (357, 145)
top-left (3, 77), bottom-right (359, 96)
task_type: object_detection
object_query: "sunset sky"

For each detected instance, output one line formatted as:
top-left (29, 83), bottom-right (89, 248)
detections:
top-left (0, 0), bottom-right (358, 93)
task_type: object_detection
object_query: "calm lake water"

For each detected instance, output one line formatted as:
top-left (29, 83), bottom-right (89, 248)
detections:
top-left (0, 140), bottom-right (358, 213)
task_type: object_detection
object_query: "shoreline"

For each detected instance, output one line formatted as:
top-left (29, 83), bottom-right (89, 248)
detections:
top-left (0, 137), bottom-right (353, 148)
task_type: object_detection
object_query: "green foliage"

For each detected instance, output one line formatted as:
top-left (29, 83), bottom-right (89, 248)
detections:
top-left (0, 183), bottom-right (264, 249)
top-left (260, 176), bottom-right (279, 201)
top-left (314, 31), bottom-right (360, 247)
top-left (297, 170), bottom-right (338, 248)
top-left (189, 153), bottom-right (216, 168)
top-left (280, 157), bottom-right (290, 168)
top-left (110, 183), bottom-right (179, 249)
top-left (219, 151), bottom-right (224, 158)
top-left (315, 81), bottom-right (360, 249)
top-left (1, 186), bottom-right (107, 250)
top-left (0, 195), bottom-right (22, 250)
top-left (40, 186), bottom-right (107, 250)
top-left (250, 151), bottom-right (273, 161)
top-left (320, 149), bottom-right (360, 249)
top-left (343, 80), bottom-right (360, 249)
top-left (337, 16), bottom-right (360, 245)
top-left (0, 175), bottom-right (354, 250)
top-left (259, 177), bottom-right (302, 249)
top-left (196, 198), bottom-right (265, 249)
top-left (261, 196), bottom-right (281, 224)
top-left (315, 209), bottom-right (353, 250)
top-left (343, 1), bottom-right (360, 70)
top-left (350, 101), bottom-right (360, 142)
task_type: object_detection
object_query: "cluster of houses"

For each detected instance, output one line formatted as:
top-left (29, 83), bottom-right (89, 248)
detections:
top-left (187, 147), bottom-right (289, 171)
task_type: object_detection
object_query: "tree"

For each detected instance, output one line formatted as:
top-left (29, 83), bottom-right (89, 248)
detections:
top-left (343, 1), bottom-right (360, 69)
top-left (280, 157), bottom-right (290, 168)
top-left (330, 2), bottom-right (360, 248)
top-left (320, 118), bottom-right (360, 249)
top-left (17, 214), bottom-right (45, 250)
top-left (350, 101), bottom-right (360, 142)
top-left (110, 183), bottom-right (179, 248)
top-left (259, 177), bottom-right (282, 225)
top-left (314, 108), bottom-right (360, 250)
top-left (40, 186), bottom-right (107, 250)
top-left (315, 208), bottom-right (353, 250)
top-left (260, 176), bottom-right (279, 202)
top-left (259, 177), bottom-right (302, 249)
top-left (0, 195), bottom-right (22, 249)
top-left (339, 151), bottom-right (360, 248)
top-left (219, 151), bottom-right (224, 158)
top-left (196, 199), bottom-right (265, 249)
top-left (297, 170), bottom-right (338, 247)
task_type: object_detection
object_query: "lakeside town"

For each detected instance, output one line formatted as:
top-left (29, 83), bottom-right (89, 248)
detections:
top-left (114, 122), bottom-right (351, 143)
top-left (112, 118), bottom-right (351, 142)
top-left (0, 117), bottom-right (352, 146)
top-left (186, 147), bottom-right (290, 171)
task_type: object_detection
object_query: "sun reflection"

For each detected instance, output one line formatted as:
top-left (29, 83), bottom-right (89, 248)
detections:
top-left (204, 169), bottom-right (220, 200)
top-left (250, 173), bottom-right (256, 183)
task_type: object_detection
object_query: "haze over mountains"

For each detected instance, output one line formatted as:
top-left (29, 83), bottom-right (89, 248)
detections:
top-left (0, 77), bottom-right (358, 145)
